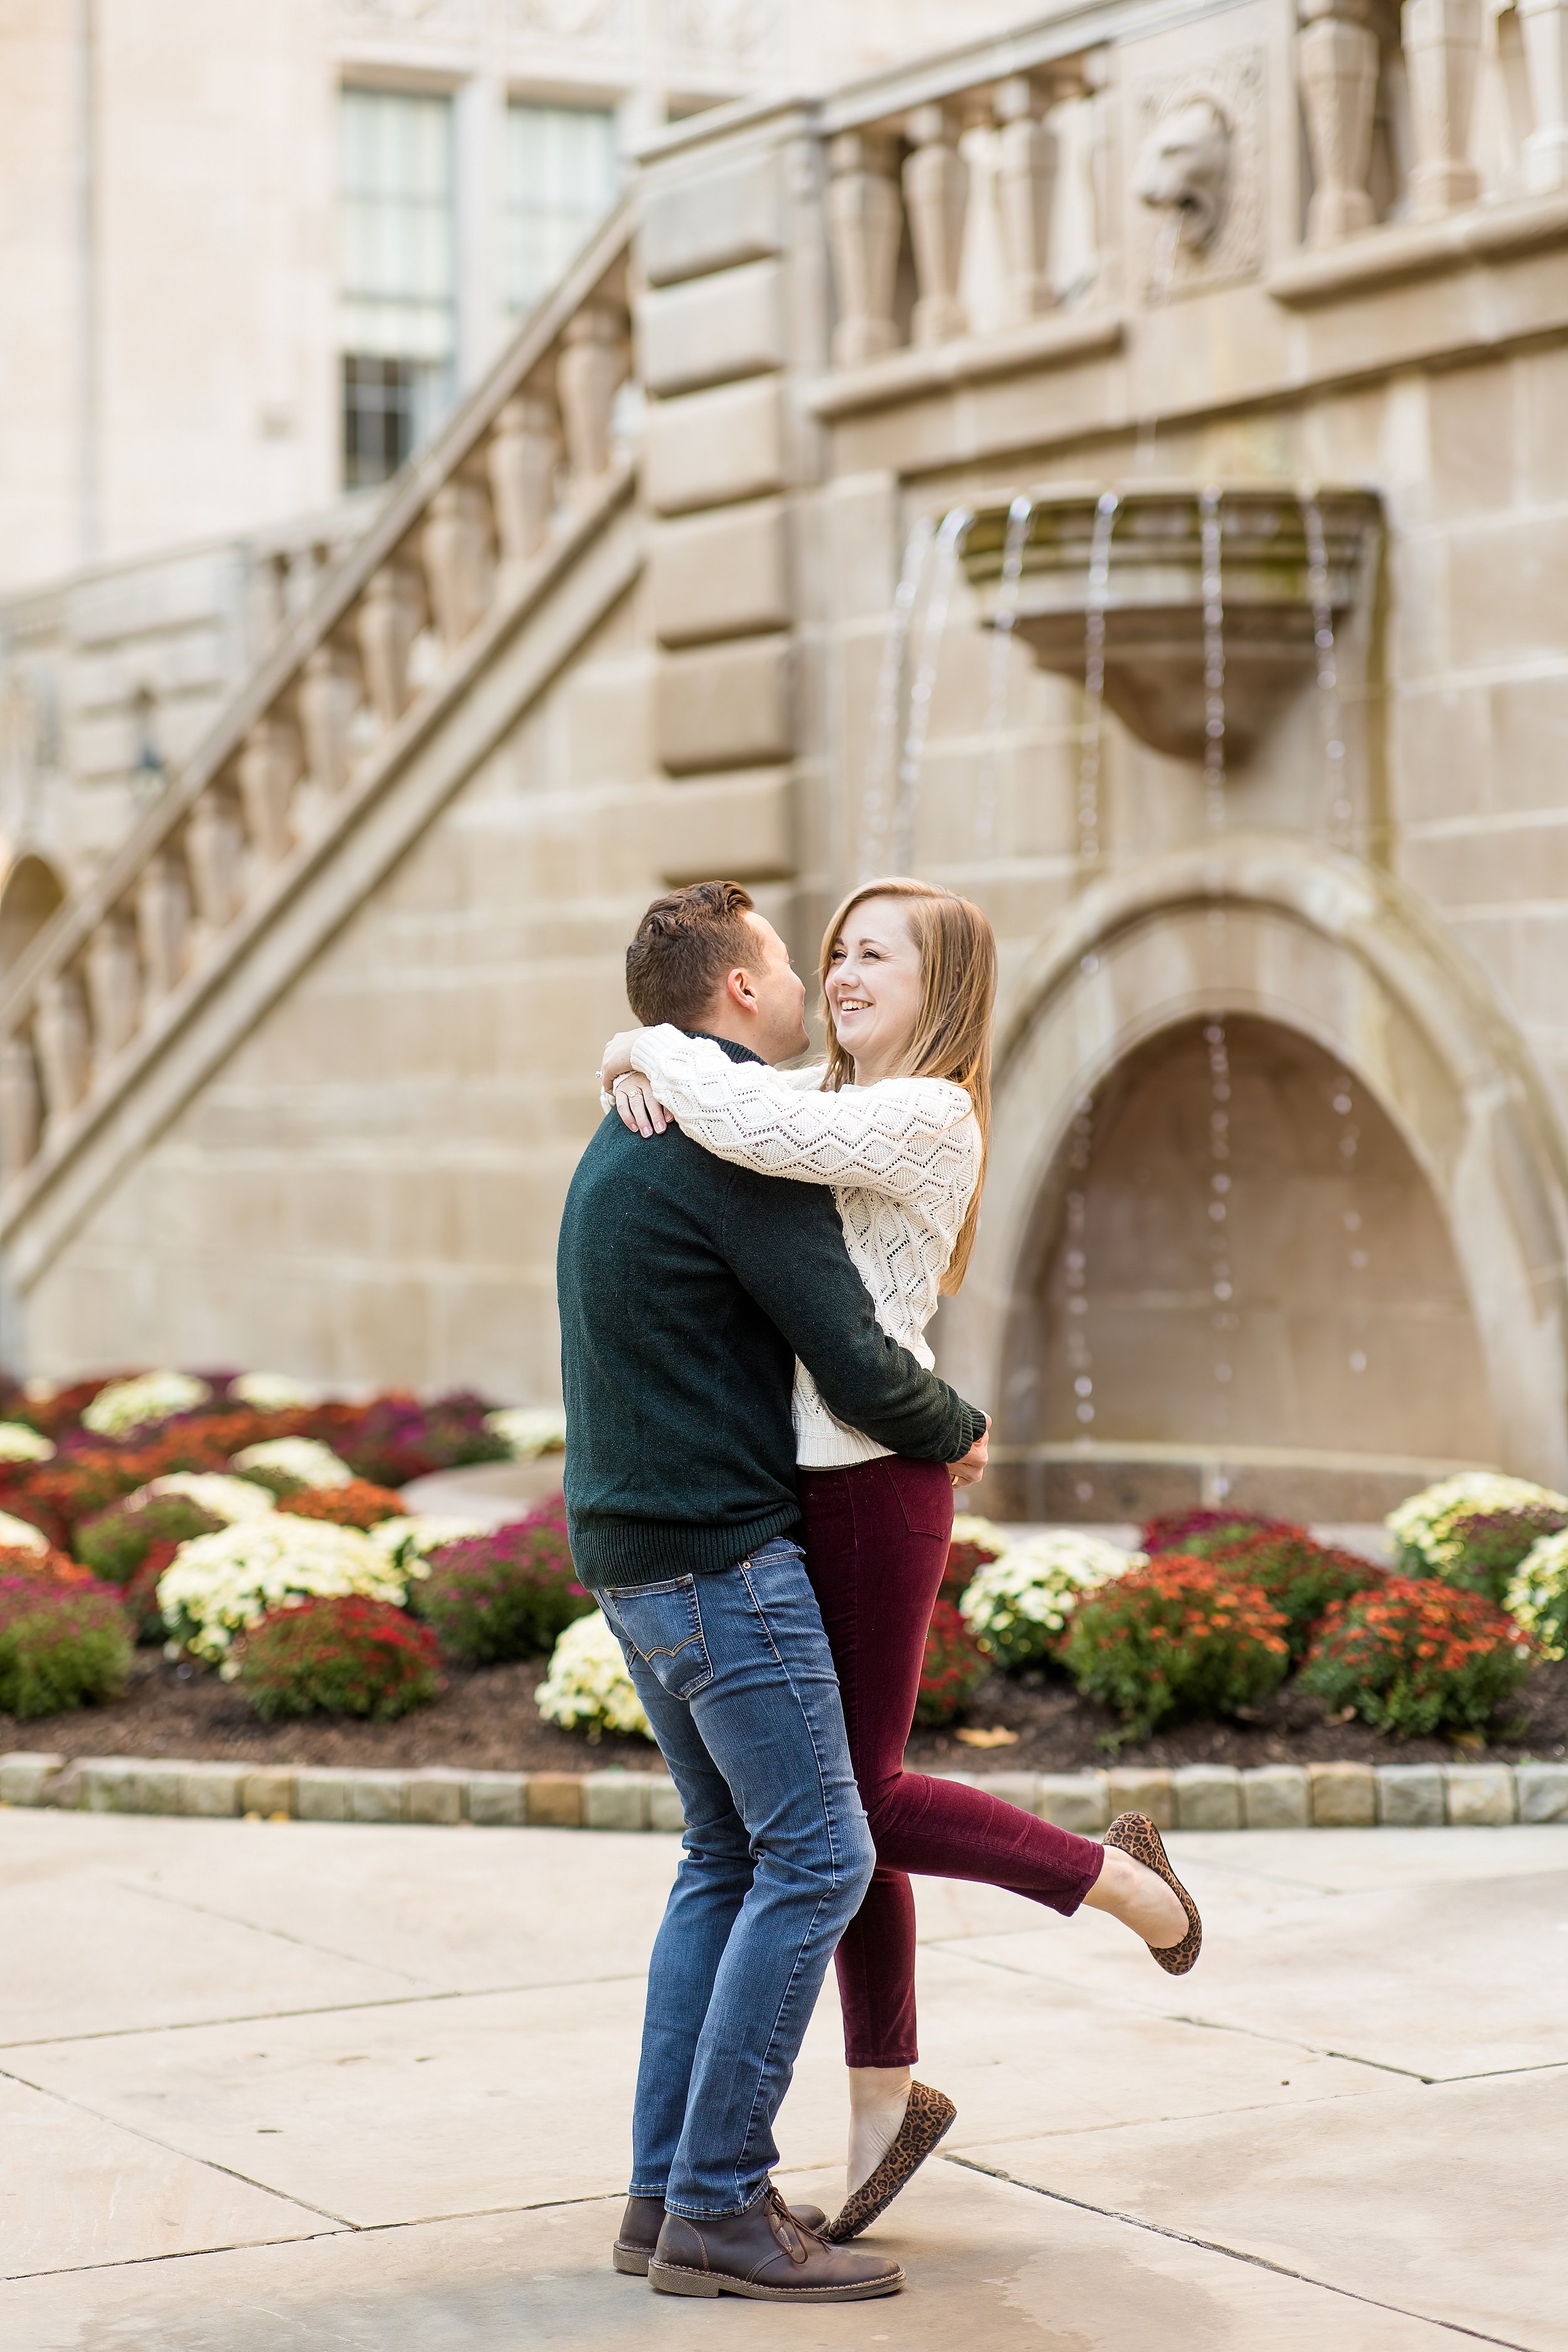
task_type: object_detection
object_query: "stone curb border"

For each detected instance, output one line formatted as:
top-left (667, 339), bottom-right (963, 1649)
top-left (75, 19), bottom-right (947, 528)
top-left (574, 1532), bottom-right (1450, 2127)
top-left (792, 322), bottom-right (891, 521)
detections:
top-left (3, 1752), bottom-right (1566, 1831)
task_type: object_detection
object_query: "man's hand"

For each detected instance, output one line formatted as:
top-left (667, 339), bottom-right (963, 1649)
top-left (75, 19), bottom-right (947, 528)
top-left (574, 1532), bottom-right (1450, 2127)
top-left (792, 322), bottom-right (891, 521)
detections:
top-left (949, 1416), bottom-right (990, 1489)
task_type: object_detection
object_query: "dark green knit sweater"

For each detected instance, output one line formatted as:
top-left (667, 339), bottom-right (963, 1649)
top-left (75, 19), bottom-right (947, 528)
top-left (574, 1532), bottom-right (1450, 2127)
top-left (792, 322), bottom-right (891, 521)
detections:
top-left (557, 1036), bottom-right (987, 1588)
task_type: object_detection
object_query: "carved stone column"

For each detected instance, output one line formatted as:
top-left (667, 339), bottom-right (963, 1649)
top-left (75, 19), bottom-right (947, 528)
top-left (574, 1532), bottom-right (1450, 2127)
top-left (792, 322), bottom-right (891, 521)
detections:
top-left (238, 717), bottom-right (301, 867)
top-left (0, 1033), bottom-right (41, 1173)
top-left (357, 566), bottom-right (423, 730)
top-left (1403, 0), bottom-right (1484, 215)
top-left (903, 104), bottom-right (970, 346)
top-left (423, 480), bottom-right (495, 651)
top-left (186, 788), bottom-right (245, 930)
top-left (994, 77), bottom-right (1060, 321)
top-left (85, 914), bottom-right (142, 1072)
top-left (1518, 0), bottom-right (1568, 189)
top-left (558, 307), bottom-right (627, 489)
top-left (34, 971), bottom-right (90, 1123)
top-left (1298, 0), bottom-right (1380, 244)
top-left (137, 852), bottom-right (189, 1000)
top-left (489, 391), bottom-right (558, 570)
top-left (299, 642), bottom-right (360, 796)
top-left (826, 130), bottom-right (903, 368)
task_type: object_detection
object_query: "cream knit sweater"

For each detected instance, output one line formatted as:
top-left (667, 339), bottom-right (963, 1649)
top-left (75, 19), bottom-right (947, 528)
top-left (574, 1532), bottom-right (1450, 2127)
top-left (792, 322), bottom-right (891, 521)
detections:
top-left (623, 1025), bottom-right (983, 1468)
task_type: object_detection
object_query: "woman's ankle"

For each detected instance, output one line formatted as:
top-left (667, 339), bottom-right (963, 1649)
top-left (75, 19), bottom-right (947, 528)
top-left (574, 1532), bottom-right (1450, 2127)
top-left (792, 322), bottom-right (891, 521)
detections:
top-left (845, 2067), bottom-right (913, 2195)
top-left (847, 2063), bottom-right (913, 2113)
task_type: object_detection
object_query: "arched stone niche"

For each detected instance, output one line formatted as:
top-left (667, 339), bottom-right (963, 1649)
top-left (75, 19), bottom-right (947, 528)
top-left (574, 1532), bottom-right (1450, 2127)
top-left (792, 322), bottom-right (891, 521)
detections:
top-left (939, 835), bottom-right (1568, 1511)
top-left (0, 852), bottom-right (66, 973)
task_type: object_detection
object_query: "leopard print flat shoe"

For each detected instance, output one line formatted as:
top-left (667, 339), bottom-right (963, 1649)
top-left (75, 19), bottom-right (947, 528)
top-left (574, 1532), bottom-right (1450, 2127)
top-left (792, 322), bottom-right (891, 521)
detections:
top-left (1103, 1811), bottom-right (1203, 1975)
top-left (824, 2081), bottom-right (956, 2243)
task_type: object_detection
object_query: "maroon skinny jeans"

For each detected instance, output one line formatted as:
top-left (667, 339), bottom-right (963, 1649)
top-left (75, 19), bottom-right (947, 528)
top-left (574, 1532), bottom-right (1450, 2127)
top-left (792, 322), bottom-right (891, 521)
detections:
top-left (801, 1454), bottom-right (1104, 2069)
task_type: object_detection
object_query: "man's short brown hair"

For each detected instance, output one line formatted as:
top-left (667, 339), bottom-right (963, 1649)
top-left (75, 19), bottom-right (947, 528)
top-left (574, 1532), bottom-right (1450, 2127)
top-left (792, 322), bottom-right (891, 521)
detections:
top-left (625, 881), bottom-right (758, 1027)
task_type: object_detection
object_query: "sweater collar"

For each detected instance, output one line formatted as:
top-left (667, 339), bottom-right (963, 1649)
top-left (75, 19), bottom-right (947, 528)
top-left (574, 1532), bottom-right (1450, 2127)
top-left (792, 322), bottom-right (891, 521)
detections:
top-left (682, 1029), bottom-right (764, 1067)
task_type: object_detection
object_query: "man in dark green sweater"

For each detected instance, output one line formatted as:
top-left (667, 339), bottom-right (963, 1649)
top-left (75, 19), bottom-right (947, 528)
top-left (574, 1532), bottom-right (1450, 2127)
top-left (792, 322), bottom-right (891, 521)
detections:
top-left (558, 881), bottom-right (987, 2304)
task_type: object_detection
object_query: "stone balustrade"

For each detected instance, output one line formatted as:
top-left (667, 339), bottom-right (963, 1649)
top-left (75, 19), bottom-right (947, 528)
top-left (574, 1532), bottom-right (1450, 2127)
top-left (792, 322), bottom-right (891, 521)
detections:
top-left (0, 206), bottom-right (633, 1193)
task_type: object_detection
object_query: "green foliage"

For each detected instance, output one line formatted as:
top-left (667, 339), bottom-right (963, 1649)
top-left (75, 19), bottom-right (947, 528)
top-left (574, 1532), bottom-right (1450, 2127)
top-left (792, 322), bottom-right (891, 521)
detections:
top-left (236, 1595), bottom-right (445, 1722)
top-left (1301, 1577), bottom-right (1533, 1737)
top-left (0, 1577), bottom-right (132, 1719)
top-left (1062, 1555), bottom-right (1291, 1739)
top-left (75, 1493), bottom-right (223, 1586)
top-left (416, 1513), bottom-right (592, 1665)
top-left (1205, 1531), bottom-right (1380, 1660)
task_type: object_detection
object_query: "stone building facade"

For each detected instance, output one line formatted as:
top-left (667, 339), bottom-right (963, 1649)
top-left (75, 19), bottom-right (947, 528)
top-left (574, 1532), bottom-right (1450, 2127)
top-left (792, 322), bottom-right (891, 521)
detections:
top-left (3, 0), bottom-right (1568, 1520)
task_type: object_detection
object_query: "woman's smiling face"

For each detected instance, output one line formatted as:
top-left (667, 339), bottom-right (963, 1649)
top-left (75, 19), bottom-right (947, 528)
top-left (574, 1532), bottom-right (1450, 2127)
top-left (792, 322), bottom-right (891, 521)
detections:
top-left (825, 894), bottom-right (924, 1081)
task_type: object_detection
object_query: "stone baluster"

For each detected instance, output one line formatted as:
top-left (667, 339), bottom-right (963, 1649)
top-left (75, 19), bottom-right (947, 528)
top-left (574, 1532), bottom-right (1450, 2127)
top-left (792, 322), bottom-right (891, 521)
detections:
top-left (246, 552), bottom-right (287, 656)
top-left (558, 307), bottom-right (627, 489)
top-left (137, 851), bottom-right (189, 1001)
top-left (489, 391), bottom-right (559, 571)
top-left (903, 104), bottom-right (970, 346)
top-left (1298, 0), bottom-right (1381, 243)
top-left (34, 970), bottom-right (90, 1124)
top-left (423, 480), bottom-right (495, 652)
top-left (1402, 0), bottom-right (1485, 213)
top-left (85, 914), bottom-right (142, 1073)
top-left (994, 76), bottom-right (1060, 320)
top-left (186, 788), bottom-right (245, 931)
top-left (238, 717), bottom-right (301, 868)
top-left (357, 565), bottom-right (424, 731)
top-left (1520, 0), bottom-right (1568, 189)
top-left (0, 1032), bottom-right (41, 1173)
top-left (298, 641), bottom-right (360, 796)
top-left (826, 130), bottom-right (904, 368)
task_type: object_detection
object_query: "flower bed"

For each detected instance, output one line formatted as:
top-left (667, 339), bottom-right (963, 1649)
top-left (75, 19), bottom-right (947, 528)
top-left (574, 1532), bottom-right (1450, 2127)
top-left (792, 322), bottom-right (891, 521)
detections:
top-left (0, 1576), bottom-right (132, 1719)
top-left (959, 1527), bottom-right (1139, 1670)
top-left (236, 1596), bottom-right (445, 1722)
top-left (1301, 1577), bottom-right (1533, 1737)
top-left (416, 1511), bottom-right (593, 1666)
top-left (1061, 1555), bottom-right (1292, 1739)
top-left (535, 1610), bottom-right (652, 1742)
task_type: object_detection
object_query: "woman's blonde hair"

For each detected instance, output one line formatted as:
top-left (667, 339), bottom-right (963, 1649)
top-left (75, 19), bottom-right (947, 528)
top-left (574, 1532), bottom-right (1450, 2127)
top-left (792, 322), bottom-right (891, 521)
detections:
top-left (818, 877), bottom-right (997, 1291)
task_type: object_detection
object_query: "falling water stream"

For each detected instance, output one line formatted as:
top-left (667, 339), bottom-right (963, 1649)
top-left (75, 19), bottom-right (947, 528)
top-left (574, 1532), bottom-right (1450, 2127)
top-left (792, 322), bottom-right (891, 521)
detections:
top-left (975, 494), bottom-right (1037, 859)
top-left (1198, 485), bottom-right (1239, 1455)
top-left (891, 506), bottom-right (972, 872)
top-left (860, 515), bottom-right (936, 876)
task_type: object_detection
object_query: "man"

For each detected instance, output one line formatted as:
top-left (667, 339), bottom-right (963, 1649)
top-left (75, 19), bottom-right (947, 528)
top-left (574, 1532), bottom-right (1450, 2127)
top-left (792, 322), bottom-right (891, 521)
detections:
top-left (558, 881), bottom-right (988, 2305)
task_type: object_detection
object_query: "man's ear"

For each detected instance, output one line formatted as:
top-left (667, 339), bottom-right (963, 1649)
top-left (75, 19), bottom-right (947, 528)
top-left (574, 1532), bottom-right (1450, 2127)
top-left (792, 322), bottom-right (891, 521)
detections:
top-left (724, 965), bottom-right (759, 1014)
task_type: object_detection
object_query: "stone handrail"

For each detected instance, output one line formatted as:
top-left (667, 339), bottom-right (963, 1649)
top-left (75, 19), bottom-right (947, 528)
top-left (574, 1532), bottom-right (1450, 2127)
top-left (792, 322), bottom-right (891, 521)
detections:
top-left (0, 199), bottom-right (635, 1190)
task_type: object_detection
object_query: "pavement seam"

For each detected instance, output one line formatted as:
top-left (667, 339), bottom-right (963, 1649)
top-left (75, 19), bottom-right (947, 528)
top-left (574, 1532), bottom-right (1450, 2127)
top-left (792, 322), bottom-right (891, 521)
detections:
top-left (942, 2153), bottom-right (1542, 2351)
top-left (119, 1877), bottom-right (440, 1990)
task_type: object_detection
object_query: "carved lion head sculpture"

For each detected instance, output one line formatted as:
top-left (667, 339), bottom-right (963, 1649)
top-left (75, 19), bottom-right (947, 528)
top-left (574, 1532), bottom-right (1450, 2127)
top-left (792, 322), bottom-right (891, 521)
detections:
top-left (1133, 95), bottom-right (1232, 251)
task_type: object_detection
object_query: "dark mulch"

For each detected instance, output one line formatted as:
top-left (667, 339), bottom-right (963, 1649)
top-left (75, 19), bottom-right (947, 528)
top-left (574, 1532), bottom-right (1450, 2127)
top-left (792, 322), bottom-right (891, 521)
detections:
top-left (6, 1651), bottom-right (1566, 1774)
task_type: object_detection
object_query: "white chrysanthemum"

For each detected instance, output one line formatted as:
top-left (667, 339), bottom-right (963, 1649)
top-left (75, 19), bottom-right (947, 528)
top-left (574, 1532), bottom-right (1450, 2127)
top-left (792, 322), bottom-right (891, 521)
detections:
top-left (0, 1509), bottom-right (50, 1554)
top-left (140, 1473), bottom-right (277, 1523)
top-left (0, 1421), bottom-right (55, 1463)
top-left (484, 1406), bottom-right (567, 1459)
top-left (82, 1372), bottom-right (212, 1437)
top-left (157, 1517), bottom-right (408, 1666)
top-left (231, 1436), bottom-right (354, 1489)
top-left (949, 1513), bottom-right (1008, 1557)
top-left (535, 1609), bottom-right (652, 1742)
top-left (1386, 1471), bottom-right (1568, 1571)
top-left (368, 1513), bottom-right (492, 1575)
top-left (1505, 1528), bottom-right (1568, 1663)
top-left (961, 1528), bottom-right (1142, 1667)
top-left (229, 1372), bottom-right (322, 1411)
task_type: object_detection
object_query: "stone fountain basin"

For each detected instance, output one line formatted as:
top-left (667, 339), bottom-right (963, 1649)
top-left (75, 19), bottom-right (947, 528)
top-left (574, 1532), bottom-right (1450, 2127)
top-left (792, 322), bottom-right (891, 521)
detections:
top-left (962, 485), bottom-right (1380, 763)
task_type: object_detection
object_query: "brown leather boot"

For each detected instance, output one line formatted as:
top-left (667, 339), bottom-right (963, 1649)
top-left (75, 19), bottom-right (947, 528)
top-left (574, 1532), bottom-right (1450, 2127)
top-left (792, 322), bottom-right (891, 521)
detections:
top-left (613, 2191), bottom-right (828, 2276)
top-left (649, 2183), bottom-right (905, 2301)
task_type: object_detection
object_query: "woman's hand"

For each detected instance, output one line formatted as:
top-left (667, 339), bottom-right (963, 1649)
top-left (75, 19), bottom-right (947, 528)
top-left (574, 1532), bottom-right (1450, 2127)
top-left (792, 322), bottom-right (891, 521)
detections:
top-left (598, 1030), bottom-right (641, 1090)
top-left (949, 1417), bottom-right (990, 1490)
top-left (612, 1074), bottom-right (669, 1138)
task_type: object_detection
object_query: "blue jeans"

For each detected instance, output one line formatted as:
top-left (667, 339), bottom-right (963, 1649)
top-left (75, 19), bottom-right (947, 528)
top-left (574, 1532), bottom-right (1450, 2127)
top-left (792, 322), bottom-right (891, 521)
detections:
top-left (598, 1535), bottom-right (874, 2218)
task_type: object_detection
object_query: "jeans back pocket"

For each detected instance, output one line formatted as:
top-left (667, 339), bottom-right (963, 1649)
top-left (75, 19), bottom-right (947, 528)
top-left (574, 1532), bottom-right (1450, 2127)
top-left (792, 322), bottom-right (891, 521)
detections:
top-left (600, 1576), bottom-right (712, 1700)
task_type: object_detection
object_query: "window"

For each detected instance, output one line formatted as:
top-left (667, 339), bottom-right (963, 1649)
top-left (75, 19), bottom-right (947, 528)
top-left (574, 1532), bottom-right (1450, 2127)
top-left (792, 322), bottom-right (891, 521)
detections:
top-left (504, 103), bottom-right (619, 314)
top-left (339, 87), bottom-right (456, 488)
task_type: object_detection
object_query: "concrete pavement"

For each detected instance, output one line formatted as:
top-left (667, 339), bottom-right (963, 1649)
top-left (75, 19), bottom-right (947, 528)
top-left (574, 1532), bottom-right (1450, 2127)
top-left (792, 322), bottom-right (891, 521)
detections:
top-left (1, 1808), bottom-right (1564, 2348)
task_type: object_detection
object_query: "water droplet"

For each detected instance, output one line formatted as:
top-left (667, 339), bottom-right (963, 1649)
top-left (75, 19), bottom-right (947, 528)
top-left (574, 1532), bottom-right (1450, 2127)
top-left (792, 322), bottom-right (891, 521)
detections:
top-left (1349, 1350), bottom-right (1367, 1372)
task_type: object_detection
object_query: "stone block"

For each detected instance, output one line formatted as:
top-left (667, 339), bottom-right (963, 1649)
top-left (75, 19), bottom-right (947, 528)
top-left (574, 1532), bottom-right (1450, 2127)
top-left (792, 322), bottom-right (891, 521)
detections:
top-left (646, 378), bottom-right (787, 517)
top-left (642, 149), bottom-right (784, 288)
top-left (179, 1762), bottom-right (244, 1818)
top-left (1241, 1767), bottom-right (1310, 1830)
top-left (132, 1764), bottom-right (188, 1816)
top-left (1515, 1761), bottom-right (1568, 1822)
top-left (651, 499), bottom-right (792, 647)
top-left (0, 1752), bottom-right (64, 1806)
top-left (1172, 1765), bottom-right (1242, 1831)
top-left (582, 1772), bottom-right (651, 1831)
top-left (406, 1769), bottom-right (467, 1826)
top-left (1105, 1769), bottom-right (1174, 1830)
top-left (648, 1777), bottom-right (686, 1832)
top-left (350, 1771), bottom-right (407, 1825)
top-left (1034, 1772), bottom-right (1111, 1832)
top-left (970, 1772), bottom-right (1042, 1813)
top-left (1444, 1764), bottom-right (1516, 1826)
top-left (81, 1759), bottom-right (140, 1813)
top-left (638, 260), bottom-right (787, 398)
top-left (295, 1769), bottom-right (355, 1823)
top-left (1308, 1762), bottom-right (1376, 1826)
top-left (241, 1769), bottom-right (297, 1818)
top-left (654, 771), bottom-right (796, 887)
top-left (1375, 1764), bottom-right (1445, 1826)
top-left (467, 1772), bottom-right (528, 1827)
top-left (525, 1772), bottom-right (584, 1829)
top-left (655, 636), bottom-right (793, 775)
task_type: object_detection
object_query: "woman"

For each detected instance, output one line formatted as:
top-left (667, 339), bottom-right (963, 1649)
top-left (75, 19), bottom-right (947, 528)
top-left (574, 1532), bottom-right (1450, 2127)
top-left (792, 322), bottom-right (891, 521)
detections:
top-left (598, 878), bottom-right (1198, 2239)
